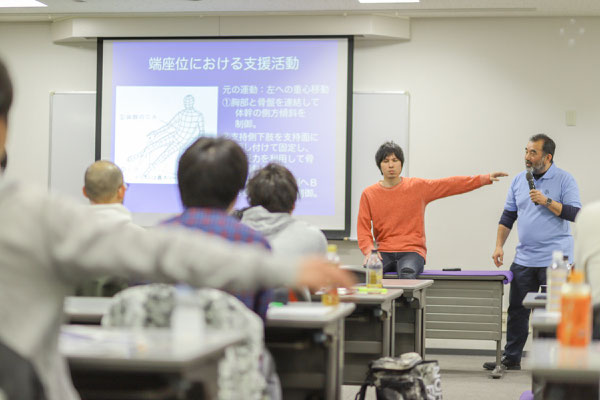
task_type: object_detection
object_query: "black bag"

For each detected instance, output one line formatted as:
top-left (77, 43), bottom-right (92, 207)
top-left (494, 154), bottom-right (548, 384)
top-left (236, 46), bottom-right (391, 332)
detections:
top-left (355, 353), bottom-right (443, 400)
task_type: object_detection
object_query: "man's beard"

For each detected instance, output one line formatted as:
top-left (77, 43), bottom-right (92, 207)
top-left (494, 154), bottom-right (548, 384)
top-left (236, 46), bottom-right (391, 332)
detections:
top-left (525, 160), bottom-right (544, 174)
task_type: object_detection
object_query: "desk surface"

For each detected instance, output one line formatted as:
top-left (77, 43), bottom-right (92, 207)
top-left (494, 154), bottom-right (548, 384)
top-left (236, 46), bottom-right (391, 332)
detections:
top-left (64, 296), bottom-right (112, 324)
top-left (341, 266), bottom-right (433, 290)
top-left (531, 308), bottom-right (560, 332)
top-left (61, 325), bottom-right (244, 373)
top-left (528, 339), bottom-right (600, 383)
top-left (339, 288), bottom-right (404, 304)
top-left (523, 292), bottom-right (547, 309)
top-left (418, 274), bottom-right (506, 282)
top-left (266, 302), bottom-right (355, 329)
top-left (381, 279), bottom-right (433, 290)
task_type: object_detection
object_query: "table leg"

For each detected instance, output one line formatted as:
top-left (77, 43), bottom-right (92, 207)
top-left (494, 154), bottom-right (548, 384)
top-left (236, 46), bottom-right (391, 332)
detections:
top-left (490, 340), bottom-right (505, 379)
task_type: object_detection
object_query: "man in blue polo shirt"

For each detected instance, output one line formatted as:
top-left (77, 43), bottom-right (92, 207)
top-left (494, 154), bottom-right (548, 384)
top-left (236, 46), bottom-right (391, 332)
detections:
top-left (484, 134), bottom-right (581, 371)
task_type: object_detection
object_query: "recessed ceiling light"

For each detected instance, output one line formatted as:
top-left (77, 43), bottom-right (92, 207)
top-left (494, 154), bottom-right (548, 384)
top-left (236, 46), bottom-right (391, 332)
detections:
top-left (358, 0), bottom-right (419, 3)
top-left (0, 0), bottom-right (47, 7)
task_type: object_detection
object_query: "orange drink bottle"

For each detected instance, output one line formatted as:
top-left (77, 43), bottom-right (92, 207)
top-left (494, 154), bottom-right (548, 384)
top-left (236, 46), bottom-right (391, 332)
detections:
top-left (557, 270), bottom-right (591, 347)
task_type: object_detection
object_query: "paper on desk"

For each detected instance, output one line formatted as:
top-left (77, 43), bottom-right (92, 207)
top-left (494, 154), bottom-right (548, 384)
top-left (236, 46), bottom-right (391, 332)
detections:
top-left (267, 303), bottom-right (334, 319)
top-left (60, 326), bottom-right (157, 357)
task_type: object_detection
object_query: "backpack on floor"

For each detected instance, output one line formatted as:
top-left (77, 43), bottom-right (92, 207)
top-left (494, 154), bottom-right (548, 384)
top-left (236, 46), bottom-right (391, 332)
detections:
top-left (355, 353), bottom-right (443, 400)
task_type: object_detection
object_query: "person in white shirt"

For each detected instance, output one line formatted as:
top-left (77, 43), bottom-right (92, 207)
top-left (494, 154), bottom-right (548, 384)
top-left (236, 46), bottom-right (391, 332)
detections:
top-left (80, 160), bottom-right (139, 296)
top-left (83, 160), bottom-right (137, 228)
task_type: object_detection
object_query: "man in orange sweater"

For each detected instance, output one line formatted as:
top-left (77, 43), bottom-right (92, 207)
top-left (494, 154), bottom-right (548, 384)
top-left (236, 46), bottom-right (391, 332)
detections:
top-left (358, 141), bottom-right (507, 278)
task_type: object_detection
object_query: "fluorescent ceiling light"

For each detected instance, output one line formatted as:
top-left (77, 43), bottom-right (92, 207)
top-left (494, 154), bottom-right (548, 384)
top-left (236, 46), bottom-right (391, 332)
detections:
top-left (358, 0), bottom-right (419, 3)
top-left (0, 0), bottom-right (47, 7)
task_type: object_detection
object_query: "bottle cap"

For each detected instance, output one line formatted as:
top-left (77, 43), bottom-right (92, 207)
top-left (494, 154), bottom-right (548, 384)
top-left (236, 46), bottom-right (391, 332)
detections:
top-left (327, 244), bottom-right (338, 253)
top-left (568, 270), bottom-right (585, 284)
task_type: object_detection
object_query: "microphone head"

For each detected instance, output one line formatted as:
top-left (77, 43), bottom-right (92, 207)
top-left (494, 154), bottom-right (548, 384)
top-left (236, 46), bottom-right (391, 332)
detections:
top-left (525, 171), bottom-right (533, 182)
top-left (525, 171), bottom-right (536, 191)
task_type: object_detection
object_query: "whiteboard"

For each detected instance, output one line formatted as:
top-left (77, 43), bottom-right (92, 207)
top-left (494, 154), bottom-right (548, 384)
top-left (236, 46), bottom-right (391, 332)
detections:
top-left (48, 92), bottom-right (96, 204)
top-left (350, 92), bottom-right (410, 240)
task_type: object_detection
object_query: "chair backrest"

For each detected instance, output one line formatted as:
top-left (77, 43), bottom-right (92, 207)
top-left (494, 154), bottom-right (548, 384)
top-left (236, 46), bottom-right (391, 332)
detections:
top-left (0, 340), bottom-right (46, 400)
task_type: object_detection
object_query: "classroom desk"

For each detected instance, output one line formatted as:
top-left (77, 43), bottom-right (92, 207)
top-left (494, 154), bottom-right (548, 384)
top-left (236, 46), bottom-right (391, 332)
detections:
top-left (417, 270), bottom-right (513, 379)
top-left (338, 288), bottom-right (404, 384)
top-left (265, 302), bottom-right (355, 400)
top-left (530, 308), bottom-right (559, 339)
top-left (528, 339), bottom-right (600, 399)
top-left (381, 279), bottom-right (433, 358)
top-left (341, 266), bottom-right (433, 358)
top-left (523, 292), bottom-right (547, 310)
top-left (64, 296), bottom-right (112, 324)
top-left (61, 324), bottom-right (244, 399)
top-left (65, 298), bottom-right (355, 399)
top-left (529, 310), bottom-right (560, 398)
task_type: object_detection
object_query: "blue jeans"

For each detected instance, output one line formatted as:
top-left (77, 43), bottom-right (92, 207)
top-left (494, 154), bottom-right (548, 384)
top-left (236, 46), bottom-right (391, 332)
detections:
top-left (504, 262), bottom-right (547, 363)
top-left (380, 252), bottom-right (425, 279)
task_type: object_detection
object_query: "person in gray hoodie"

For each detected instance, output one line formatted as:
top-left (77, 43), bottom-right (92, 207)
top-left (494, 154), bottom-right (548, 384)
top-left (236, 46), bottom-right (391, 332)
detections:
top-left (241, 163), bottom-right (327, 257)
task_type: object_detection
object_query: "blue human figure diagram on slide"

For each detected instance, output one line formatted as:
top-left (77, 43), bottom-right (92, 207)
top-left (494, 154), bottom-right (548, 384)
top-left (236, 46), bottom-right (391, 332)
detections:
top-left (129, 95), bottom-right (205, 178)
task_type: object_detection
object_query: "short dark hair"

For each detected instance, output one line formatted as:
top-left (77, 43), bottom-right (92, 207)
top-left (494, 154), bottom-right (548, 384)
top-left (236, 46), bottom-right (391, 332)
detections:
top-left (529, 133), bottom-right (555, 162)
top-left (178, 137), bottom-right (248, 209)
top-left (246, 163), bottom-right (299, 213)
top-left (0, 59), bottom-right (13, 122)
top-left (375, 141), bottom-right (405, 173)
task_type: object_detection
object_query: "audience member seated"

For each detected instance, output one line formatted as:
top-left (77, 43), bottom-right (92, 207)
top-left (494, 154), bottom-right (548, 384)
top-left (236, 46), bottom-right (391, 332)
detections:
top-left (240, 162), bottom-right (327, 257)
top-left (82, 160), bottom-right (139, 229)
top-left (77, 160), bottom-right (139, 296)
top-left (163, 137), bottom-right (273, 321)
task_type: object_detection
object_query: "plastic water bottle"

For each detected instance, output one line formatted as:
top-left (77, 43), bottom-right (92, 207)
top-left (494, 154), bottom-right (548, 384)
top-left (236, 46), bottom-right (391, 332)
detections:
top-left (322, 244), bottom-right (340, 306)
top-left (366, 249), bottom-right (383, 288)
top-left (171, 285), bottom-right (205, 352)
top-left (546, 250), bottom-right (568, 313)
top-left (558, 270), bottom-right (591, 347)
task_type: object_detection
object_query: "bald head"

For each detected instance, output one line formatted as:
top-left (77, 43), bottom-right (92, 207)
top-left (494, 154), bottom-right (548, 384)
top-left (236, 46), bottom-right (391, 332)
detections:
top-left (83, 161), bottom-right (125, 204)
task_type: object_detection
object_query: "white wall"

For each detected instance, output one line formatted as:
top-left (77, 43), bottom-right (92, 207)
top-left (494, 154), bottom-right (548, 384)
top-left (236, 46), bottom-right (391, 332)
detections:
top-left (0, 22), bottom-right (96, 185)
top-left (2, 17), bottom-right (599, 271)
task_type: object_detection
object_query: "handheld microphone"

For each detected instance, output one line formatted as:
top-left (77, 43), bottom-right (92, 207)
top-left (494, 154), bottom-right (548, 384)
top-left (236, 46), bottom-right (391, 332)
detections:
top-left (525, 171), bottom-right (536, 190)
top-left (525, 170), bottom-right (538, 205)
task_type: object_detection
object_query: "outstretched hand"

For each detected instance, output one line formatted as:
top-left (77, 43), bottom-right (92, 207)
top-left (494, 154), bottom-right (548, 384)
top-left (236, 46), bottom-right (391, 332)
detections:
top-left (489, 172), bottom-right (508, 182)
top-left (296, 257), bottom-right (357, 291)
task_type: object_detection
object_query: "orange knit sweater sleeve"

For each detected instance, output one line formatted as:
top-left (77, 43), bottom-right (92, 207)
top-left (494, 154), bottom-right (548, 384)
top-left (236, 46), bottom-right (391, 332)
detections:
top-left (421, 174), bottom-right (492, 203)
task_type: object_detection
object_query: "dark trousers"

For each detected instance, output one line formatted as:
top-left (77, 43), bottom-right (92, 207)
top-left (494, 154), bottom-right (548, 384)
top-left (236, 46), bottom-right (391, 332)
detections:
top-left (504, 262), bottom-right (546, 363)
top-left (380, 252), bottom-right (425, 279)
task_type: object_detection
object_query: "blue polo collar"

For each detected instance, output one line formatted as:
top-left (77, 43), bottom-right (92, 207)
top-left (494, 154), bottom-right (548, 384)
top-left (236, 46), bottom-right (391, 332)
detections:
top-left (534, 163), bottom-right (557, 181)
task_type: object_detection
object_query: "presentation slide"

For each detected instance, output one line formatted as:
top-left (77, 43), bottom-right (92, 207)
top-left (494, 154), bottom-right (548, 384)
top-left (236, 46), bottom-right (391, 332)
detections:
top-left (100, 38), bottom-right (351, 233)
